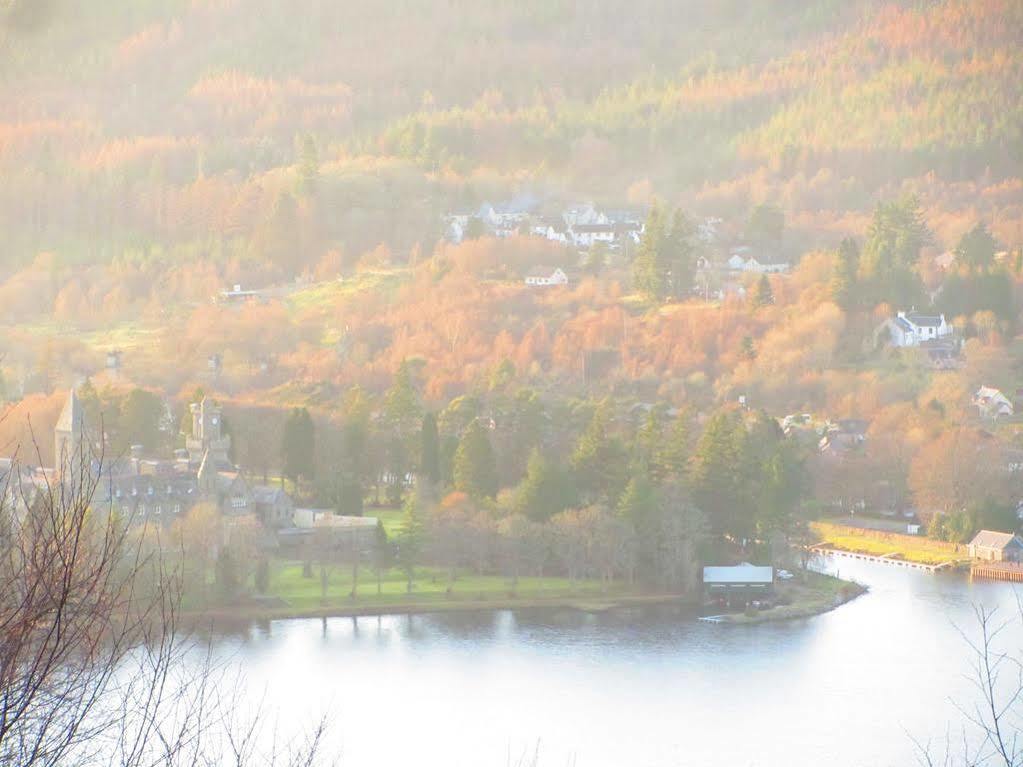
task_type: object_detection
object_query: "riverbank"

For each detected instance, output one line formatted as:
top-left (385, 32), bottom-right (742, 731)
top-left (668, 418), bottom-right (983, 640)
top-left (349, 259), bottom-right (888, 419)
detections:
top-left (705, 570), bottom-right (866, 625)
top-left (181, 562), bottom-right (694, 624)
top-left (810, 520), bottom-right (970, 567)
top-left (184, 590), bottom-right (693, 625)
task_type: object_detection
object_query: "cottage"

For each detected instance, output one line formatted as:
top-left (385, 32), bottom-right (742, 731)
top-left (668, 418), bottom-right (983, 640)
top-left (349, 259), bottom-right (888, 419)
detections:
top-left (968, 530), bottom-right (1023, 562)
top-left (570, 223), bottom-right (616, 249)
top-left (975, 386), bottom-right (1014, 419)
top-left (524, 266), bottom-right (569, 287)
top-left (887, 310), bottom-right (953, 347)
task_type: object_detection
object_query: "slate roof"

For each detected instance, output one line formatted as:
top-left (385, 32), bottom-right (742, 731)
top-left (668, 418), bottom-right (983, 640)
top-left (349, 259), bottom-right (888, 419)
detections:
top-left (703, 564), bottom-right (774, 585)
top-left (55, 389), bottom-right (82, 433)
top-left (905, 312), bottom-right (944, 328)
top-left (969, 530), bottom-right (1023, 550)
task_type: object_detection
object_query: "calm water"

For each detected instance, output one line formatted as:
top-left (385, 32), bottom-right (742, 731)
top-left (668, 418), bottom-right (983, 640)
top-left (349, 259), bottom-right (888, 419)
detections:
top-left (201, 558), bottom-right (1023, 767)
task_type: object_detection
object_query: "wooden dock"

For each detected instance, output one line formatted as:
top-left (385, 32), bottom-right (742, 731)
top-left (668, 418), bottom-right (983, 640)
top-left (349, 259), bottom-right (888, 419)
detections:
top-left (971, 562), bottom-right (1023, 583)
top-left (813, 546), bottom-right (956, 573)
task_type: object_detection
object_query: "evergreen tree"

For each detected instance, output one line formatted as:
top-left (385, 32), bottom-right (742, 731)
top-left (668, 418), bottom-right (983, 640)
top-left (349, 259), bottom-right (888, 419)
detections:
top-left (689, 411), bottom-right (741, 536)
top-left (395, 494), bottom-right (426, 592)
top-left (632, 203), bottom-right (667, 302)
top-left (633, 409), bottom-right (663, 474)
top-left (752, 274), bottom-right (774, 307)
top-left (955, 222), bottom-right (999, 272)
top-left (452, 419), bottom-right (499, 499)
top-left (384, 360), bottom-right (421, 437)
top-left (371, 519), bottom-right (393, 596)
top-left (296, 133), bottom-right (319, 197)
top-left (215, 547), bottom-right (240, 601)
top-left (570, 401), bottom-right (628, 503)
top-left (830, 237), bottom-right (860, 310)
top-left (655, 411), bottom-right (691, 481)
top-left (515, 447), bottom-right (576, 521)
top-left (117, 388), bottom-right (165, 453)
top-left (254, 557), bottom-right (270, 595)
top-left (282, 407), bottom-right (315, 483)
top-left (420, 412), bottom-right (441, 486)
top-left (859, 195), bottom-right (929, 305)
top-left (665, 209), bottom-right (696, 299)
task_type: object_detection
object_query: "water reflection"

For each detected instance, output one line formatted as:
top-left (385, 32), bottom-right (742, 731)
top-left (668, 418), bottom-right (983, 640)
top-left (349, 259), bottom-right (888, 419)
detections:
top-left (192, 560), bottom-right (1023, 767)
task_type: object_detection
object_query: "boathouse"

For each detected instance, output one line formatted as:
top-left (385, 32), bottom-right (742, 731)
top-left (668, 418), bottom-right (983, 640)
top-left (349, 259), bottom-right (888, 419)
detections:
top-left (968, 530), bottom-right (1023, 562)
top-left (702, 564), bottom-right (774, 598)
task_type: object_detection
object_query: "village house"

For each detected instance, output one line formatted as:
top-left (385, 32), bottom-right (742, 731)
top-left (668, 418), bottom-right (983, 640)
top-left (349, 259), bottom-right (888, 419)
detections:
top-left (819, 419), bottom-right (869, 456)
top-left (570, 223), bottom-right (615, 249)
top-left (886, 310), bottom-right (953, 347)
top-left (968, 530), bottom-right (1023, 562)
top-left (524, 266), bottom-right (569, 287)
top-left (974, 386), bottom-right (1014, 419)
top-left (726, 246), bottom-right (790, 274)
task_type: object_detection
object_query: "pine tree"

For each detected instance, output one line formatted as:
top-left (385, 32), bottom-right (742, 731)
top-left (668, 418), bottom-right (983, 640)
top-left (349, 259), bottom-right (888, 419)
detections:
top-left (830, 237), bottom-right (860, 310)
top-left (452, 419), bottom-right (498, 499)
top-left (395, 494), bottom-right (426, 593)
top-left (515, 447), bottom-right (576, 521)
top-left (282, 407), bottom-right (315, 483)
top-left (689, 411), bottom-right (740, 536)
top-left (632, 203), bottom-right (667, 302)
top-left (955, 222), bottom-right (999, 273)
top-left (420, 412), bottom-right (441, 486)
top-left (571, 401), bottom-right (628, 503)
top-left (665, 209), bottom-right (695, 299)
top-left (752, 274), bottom-right (774, 307)
top-left (655, 411), bottom-right (691, 481)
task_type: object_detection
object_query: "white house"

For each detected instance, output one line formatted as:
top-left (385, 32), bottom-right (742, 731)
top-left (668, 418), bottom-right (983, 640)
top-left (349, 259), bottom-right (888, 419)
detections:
top-left (570, 223), bottom-right (615, 249)
top-left (888, 310), bottom-right (953, 347)
top-left (562, 203), bottom-right (609, 229)
top-left (975, 386), bottom-right (1014, 419)
top-left (525, 266), bottom-right (569, 287)
top-left (743, 255), bottom-right (790, 274)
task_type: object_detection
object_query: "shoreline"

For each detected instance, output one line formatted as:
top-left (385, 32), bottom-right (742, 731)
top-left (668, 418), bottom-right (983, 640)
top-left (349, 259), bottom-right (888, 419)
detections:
top-left (702, 571), bottom-right (868, 625)
top-left (180, 591), bottom-right (696, 626)
top-left (181, 570), bottom-right (869, 628)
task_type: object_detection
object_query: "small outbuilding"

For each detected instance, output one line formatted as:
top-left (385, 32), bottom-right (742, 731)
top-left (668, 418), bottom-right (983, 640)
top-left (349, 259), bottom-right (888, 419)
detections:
top-left (968, 530), bottom-right (1023, 562)
top-left (702, 564), bottom-right (774, 600)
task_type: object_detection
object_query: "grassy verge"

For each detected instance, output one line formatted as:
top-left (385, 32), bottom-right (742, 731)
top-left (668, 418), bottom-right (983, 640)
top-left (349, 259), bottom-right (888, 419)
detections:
top-left (713, 570), bottom-right (866, 625)
top-left (810, 521), bottom-right (968, 566)
top-left (187, 561), bottom-right (687, 622)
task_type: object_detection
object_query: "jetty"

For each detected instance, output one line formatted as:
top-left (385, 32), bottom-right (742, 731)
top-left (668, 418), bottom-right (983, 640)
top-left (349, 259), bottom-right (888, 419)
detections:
top-left (813, 546), bottom-right (958, 573)
top-left (971, 562), bottom-right (1023, 583)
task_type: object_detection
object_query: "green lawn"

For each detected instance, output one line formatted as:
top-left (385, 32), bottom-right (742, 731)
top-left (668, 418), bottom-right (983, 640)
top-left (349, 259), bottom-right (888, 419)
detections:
top-left (811, 521), bottom-right (967, 566)
top-left (367, 505), bottom-right (404, 536)
top-left (268, 561), bottom-right (621, 610)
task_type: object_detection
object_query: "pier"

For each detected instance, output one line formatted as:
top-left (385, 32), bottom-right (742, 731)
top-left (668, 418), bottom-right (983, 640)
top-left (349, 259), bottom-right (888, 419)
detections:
top-left (971, 562), bottom-right (1023, 583)
top-left (813, 546), bottom-right (958, 573)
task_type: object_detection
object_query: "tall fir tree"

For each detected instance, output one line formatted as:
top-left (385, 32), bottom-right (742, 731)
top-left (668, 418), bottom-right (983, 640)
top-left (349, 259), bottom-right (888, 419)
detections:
top-left (452, 419), bottom-right (499, 499)
top-left (420, 412), bottom-right (441, 486)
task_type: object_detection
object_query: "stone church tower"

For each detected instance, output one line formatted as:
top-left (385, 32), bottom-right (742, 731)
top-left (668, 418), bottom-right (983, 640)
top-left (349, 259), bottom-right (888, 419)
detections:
top-left (54, 388), bottom-right (84, 472)
top-left (185, 397), bottom-right (231, 468)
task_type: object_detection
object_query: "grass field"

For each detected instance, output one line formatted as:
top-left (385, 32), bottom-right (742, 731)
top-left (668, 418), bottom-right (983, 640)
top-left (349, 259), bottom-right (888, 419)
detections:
top-left (810, 521), bottom-right (968, 566)
top-left (267, 561), bottom-right (623, 611)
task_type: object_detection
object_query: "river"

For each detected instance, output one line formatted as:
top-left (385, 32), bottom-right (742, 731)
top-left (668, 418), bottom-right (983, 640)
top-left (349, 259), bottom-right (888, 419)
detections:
top-left (200, 558), bottom-right (1023, 766)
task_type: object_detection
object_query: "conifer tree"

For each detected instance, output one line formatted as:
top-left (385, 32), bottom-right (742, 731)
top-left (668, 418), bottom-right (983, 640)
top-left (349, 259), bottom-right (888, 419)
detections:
top-left (452, 419), bottom-right (498, 499)
top-left (752, 274), bottom-right (774, 307)
top-left (420, 412), bottom-right (441, 486)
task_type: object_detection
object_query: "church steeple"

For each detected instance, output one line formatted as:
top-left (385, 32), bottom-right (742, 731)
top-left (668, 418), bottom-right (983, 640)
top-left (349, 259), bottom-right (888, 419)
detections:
top-left (54, 388), bottom-right (84, 472)
top-left (185, 396), bottom-right (231, 467)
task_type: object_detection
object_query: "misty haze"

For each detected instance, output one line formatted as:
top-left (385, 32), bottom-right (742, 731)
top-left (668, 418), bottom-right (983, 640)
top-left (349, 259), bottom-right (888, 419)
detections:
top-left (1, 1), bottom-right (1022, 765)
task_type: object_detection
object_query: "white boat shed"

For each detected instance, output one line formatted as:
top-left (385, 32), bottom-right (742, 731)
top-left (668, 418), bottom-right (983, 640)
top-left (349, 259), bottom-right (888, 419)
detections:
top-left (702, 564), bottom-right (775, 595)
